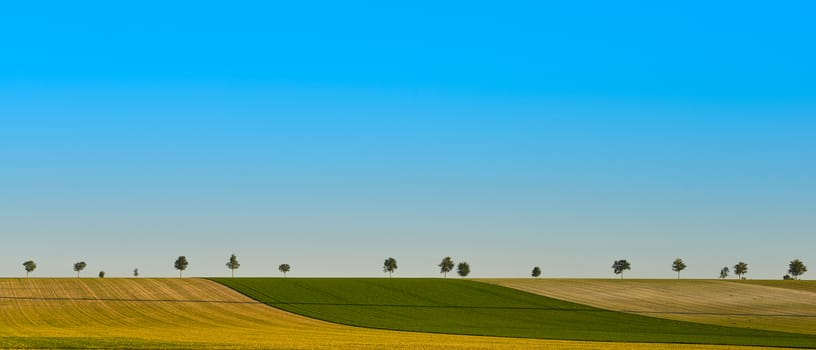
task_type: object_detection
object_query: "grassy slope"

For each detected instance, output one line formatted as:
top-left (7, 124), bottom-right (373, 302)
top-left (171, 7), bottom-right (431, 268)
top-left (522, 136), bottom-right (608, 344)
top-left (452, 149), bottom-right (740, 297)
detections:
top-left (484, 279), bottom-right (816, 335)
top-left (1, 278), bottom-right (608, 349)
top-left (211, 278), bottom-right (816, 348)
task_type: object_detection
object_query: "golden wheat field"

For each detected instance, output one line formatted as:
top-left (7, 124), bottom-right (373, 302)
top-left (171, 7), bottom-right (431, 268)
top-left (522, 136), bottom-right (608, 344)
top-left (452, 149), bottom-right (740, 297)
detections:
top-left (0, 278), bottom-right (803, 349)
top-left (483, 279), bottom-right (816, 335)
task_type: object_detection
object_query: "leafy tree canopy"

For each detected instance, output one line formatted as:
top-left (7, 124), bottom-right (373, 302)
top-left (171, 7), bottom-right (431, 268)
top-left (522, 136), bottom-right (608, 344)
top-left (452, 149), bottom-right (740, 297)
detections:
top-left (23, 260), bottom-right (37, 273)
top-left (457, 261), bottom-right (471, 277)
top-left (672, 258), bottom-right (687, 279)
top-left (734, 262), bottom-right (749, 278)
top-left (383, 257), bottom-right (398, 277)
top-left (73, 261), bottom-right (87, 278)
top-left (226, 254), bottom-right (240, 277)
top-left (788, 259), bottom-right (807, 279)
top-left (719, 266), bottom-right (729, 279)
top-left (612, 259), bottom-right (631, 278)
top-left (672, 258), bottom-right (687, 272)
top-left (439, 256), bottom-right (455, 277)
top-left (175, 256), bottom-right (189, 277)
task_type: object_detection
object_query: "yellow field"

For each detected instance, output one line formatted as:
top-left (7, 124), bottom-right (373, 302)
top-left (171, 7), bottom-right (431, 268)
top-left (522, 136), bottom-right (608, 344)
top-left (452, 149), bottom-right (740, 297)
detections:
top-left (0, 278), bottom-right (801, 349)
top-left (483, 279), bottom-right (816, 335)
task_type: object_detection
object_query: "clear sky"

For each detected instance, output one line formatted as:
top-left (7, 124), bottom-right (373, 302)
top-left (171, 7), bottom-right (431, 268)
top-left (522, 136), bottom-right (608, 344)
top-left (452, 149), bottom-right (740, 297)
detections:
top-left (1, 1), bottom-right (814, 279)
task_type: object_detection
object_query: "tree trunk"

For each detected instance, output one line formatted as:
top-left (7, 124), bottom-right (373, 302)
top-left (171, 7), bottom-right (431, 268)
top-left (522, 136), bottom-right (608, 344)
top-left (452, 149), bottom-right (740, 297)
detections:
top-left (231, 269), bottom-right (234, 278)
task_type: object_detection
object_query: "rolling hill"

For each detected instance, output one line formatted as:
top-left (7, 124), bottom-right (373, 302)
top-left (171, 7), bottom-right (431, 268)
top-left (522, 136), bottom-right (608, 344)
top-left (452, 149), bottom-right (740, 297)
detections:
top-left (212, 278), bottom-right (816, 348)
top-left (2, 277), bottom-right (813, 349)
top-left (483, 279), bottom-right (816, 335)
top-left (0, 278), bottom-right (563, 349)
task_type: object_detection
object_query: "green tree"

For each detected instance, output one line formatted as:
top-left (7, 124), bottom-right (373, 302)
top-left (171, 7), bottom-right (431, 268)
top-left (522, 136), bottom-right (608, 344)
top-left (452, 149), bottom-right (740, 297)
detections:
top-left (612, 259), bottom-right (631, 278)
top-left (457, 261), bottom-right (470, 277)
top-left (175, 256), bottom-right (189, 278)
top-left (133, 268), bottom-right (139, 277)
top-left (531, 266), bottom-right (541, 278)
top-left (383, 257), bottom-right (398, 277)
top-left (788, 259), bottom-right (807, 280)
top-left (22, 260), bottom-right (37, 278)
top-left (734, 261), bottom-right (748, 279)
top-left (719, 266), bottom-right (729, 279)
top-left (73, 261), bottom-right (87, 278)
top-left (226, 254), bottom-right (240, 278)
top-left (672, 258), bottom-right (687, 279)
top-left (278, 264), bottom-right (291, 277)
top-left (98, 271), bottom-right (105, 278)
top-left (438, 256), bottom-right (454, 278)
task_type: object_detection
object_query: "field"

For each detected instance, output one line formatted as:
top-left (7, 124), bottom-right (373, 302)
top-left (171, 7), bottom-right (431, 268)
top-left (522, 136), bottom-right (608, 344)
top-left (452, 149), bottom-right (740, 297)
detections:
top-left (3, 278), bottom-right (792, 350)
top-left (0, 278), bottom-right (553, 349)
top-left (483, 279), bottom-right (816, 335)
top-left (733, 280), bottom-right (816, 293)
top-left (212, 278), bottom-right (816, 348)
top-left (1, 278), bottom-right (813, 349)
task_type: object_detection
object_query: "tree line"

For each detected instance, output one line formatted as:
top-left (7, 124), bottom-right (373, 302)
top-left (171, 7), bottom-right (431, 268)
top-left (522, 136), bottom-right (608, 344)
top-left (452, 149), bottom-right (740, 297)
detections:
top-left (10, 256), bottom-right (809, 280)
top-left (13, 255), bottom-right (293, 279)
top-left (384, 257), bottom-right (471, 278)
top-left (609, 258), bottom-right (807, 280)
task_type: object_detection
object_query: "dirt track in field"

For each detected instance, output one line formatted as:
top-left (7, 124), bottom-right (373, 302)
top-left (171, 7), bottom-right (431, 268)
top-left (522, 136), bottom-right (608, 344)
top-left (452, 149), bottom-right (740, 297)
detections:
top-left (483, 279), bottom-right (816, 335)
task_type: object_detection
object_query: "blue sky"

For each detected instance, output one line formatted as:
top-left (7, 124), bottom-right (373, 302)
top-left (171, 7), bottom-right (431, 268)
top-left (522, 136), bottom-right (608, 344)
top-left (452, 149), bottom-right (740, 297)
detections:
top-left (1, 1), bottom-right (814, 278)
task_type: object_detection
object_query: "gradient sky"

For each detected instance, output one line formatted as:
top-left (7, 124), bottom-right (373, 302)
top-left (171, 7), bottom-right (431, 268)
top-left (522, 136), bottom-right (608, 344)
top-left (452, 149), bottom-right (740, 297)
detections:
top-left (1, 1), bottom-right (814, 279)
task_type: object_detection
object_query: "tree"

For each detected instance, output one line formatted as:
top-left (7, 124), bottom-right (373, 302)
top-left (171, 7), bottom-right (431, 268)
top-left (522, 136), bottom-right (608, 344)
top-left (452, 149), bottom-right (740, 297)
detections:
top-left (383, 257), bottom-right (398, 278)
top-left (457, 262), bottom-right (470, 277)
top-left (612, 259), bottom-right (631, 278)
top-left (22, 260), bottom-right (37, 278)
top-left (133, 268), bottom-right (139, 277)
top-left (672, 258), bottom-right (687, 279)
top-left (278, 264), bottom-right (291, 277)
top-left (719, 266), bottom-right (729, 279)
top-left (226, 254), bottom-right (240, 278)
top-left (438, 257), bottom-right (454, 278)
top-left (531, 266), bottom-right (541, 278)
top-left (734, 261), bottom-right (748, 279)
top-left (175, 256), bottom-right (189, 278)
top-left (788, 259), bottom-right (807, 280)
top-left (73, 261), bottom-right (87, 278)
top-left (98, 271), bottom-right (105, 278)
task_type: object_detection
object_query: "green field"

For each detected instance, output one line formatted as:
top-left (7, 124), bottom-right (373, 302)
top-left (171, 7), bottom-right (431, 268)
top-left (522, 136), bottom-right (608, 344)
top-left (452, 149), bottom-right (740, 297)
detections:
top-left (211, 278), bottom-right (816, 348)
